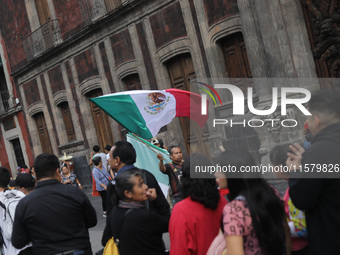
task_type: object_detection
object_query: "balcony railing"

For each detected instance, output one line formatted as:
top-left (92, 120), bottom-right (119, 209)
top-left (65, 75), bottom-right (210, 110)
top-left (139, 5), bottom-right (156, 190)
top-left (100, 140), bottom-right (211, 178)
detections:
top-left (80, 0), bottom-right (129, 24)
top-left (22, 19), bottom-right (62, 61)
top-left (0, 89), bottom-right (13, 115)
top-left (0, 89), bottom-right (10, 112)
top-left (22, 1), bottom-right (132, 62)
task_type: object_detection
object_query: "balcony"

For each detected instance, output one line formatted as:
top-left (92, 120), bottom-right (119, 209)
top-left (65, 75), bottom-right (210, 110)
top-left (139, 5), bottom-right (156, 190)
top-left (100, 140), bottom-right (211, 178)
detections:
top-left (80, 0), bottom-right (130, 23)
top-left (0, 89), bottom-right (23, 121)
top-left (22, 19), bottom-right (62, 61)
top-left (0, 90), bottom-right (10, 112)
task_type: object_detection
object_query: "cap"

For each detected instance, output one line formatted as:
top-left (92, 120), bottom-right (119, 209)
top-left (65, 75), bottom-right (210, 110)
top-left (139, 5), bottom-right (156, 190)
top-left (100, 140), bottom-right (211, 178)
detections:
top-left (151, 138), bottom-right (159, 145)
top-left (15, 173), bottom-right (35, 188)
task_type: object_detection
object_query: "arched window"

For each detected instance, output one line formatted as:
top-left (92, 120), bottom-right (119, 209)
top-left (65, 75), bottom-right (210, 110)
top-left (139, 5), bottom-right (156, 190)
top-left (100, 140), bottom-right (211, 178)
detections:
top-left (165, 53), bottom-right (210, 156)
top-left (220, 32), bottom-right (252, 79)
top-left (122, 73), bottom-right (141, 90)
top-left (87, 89), bottom-right (114, 151)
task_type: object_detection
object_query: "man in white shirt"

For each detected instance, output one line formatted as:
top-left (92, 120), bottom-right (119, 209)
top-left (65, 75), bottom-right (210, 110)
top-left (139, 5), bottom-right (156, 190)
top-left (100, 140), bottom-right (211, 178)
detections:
top-left (90, 145), bottom-right (108, 173)
top-left (0, 173), bottom-right (34, 255)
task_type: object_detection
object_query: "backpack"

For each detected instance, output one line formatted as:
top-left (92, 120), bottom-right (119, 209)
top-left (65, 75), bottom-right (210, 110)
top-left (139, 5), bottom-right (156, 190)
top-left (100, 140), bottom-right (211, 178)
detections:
top-left (0, 225), bottom-right (6, 254)
top-left (0, 190), bottom-right (23, 241)
top-left (103, 237), bottom-right (119, 255)
top-left (103, 209), bottom-right (133, 255)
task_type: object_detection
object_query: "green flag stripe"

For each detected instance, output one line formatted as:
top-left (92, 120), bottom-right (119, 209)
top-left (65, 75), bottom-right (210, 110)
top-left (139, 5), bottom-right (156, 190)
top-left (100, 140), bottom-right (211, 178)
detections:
top-left (89, 95), bottom-right (153, 138)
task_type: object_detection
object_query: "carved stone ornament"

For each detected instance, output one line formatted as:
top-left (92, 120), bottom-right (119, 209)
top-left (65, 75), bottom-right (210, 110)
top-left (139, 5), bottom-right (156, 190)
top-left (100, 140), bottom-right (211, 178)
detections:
top-left (260, 109), bottom-right (285, 143)
top-left (301, 0), bottom-right (340, 89)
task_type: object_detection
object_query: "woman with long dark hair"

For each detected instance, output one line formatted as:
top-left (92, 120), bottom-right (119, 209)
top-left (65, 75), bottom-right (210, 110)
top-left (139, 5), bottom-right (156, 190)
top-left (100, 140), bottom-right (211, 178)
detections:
top-left (101, 169), bottom-right (169, 255)
top-left (221, 150), bottom-right (288, 255)
top-left (169, 153), bottom-right (227, 255)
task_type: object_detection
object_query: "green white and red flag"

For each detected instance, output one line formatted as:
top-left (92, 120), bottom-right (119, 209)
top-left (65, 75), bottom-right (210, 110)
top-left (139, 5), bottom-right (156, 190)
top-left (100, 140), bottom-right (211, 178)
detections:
top-left (89, 89), bottom-right (208, 139)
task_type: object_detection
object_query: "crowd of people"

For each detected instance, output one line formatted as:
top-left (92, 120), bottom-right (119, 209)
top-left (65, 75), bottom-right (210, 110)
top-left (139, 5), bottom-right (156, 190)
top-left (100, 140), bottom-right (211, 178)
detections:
top-left (0, 90), bottom-right (339, 255)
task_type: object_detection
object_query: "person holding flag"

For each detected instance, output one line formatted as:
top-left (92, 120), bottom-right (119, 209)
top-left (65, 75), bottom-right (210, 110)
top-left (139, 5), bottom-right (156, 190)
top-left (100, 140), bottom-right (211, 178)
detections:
top-left (157, 145), bottom-right (184, 205)
top-left (106, 141), bottom-right (170, 216)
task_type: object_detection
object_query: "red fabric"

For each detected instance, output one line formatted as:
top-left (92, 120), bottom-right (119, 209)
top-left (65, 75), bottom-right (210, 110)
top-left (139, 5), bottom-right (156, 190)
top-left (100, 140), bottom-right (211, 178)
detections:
top-left (219, 188), bottom-right (229, 197)
top-left (92, 175), bottom-right (100, 197)
top-left (166, 88), bottom-right (209, 128)
top-left (304, 122), bottom-right (309, 130)
top-left (169, 195), bottom-right (227, 255)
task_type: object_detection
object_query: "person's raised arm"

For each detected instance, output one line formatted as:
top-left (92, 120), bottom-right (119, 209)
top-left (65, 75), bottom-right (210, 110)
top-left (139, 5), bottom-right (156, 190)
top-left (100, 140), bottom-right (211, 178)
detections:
top-left (157, 154), bottom-right (166, 173)
top-left (225, 235), bottom-right (244, 255)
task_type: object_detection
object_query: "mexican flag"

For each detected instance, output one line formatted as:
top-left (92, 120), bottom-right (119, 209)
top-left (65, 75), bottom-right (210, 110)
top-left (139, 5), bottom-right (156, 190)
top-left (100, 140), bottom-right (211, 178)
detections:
top-left (89, 89), bottom-right (208, 139)
top-left (126, 133), bottom-right (171, 197)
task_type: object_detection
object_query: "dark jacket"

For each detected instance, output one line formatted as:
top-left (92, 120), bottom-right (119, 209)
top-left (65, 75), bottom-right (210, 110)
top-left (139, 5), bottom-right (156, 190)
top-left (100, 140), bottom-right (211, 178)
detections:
top-left (289, 122), bottom-right (340, 255)
top-left (102, 206), bottom-right (169, 255)
top-left (12, 179), bottom-right (97, 255)
top-left (106, 167), bottom-right (170, 216)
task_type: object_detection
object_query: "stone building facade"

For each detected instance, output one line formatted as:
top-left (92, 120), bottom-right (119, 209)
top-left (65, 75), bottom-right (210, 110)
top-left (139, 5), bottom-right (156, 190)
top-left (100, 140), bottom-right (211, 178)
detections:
top-left (0, 45), bottom-right (34, 176)
top-left (0, 0), bottom-right (338, 182)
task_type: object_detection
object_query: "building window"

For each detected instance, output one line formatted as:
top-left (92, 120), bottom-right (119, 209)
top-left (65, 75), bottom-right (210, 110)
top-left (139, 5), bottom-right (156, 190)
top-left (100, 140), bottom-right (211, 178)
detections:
top-left (122, 73), bottom-right (141, 90)
top-left (59, 102), bottom-right (76, 142)
top-left (220, 32), bottom-right (252, 79)
top-left (10, 138), bottom-right (26, 168)
top-left (34, 112), bottom-right (53, 154)
top-left (0, 70), bottom-right (10, 112)
top-left (219, 32), bottom-right (253, 92)
top-left (104, 0), bottom-right (123, 12)
top-left (87, 89), bottom-right (114, 151)
top-left (35, 0), bottom-right (51, 26)
top-left (3, 116), bottom-right (16, 131)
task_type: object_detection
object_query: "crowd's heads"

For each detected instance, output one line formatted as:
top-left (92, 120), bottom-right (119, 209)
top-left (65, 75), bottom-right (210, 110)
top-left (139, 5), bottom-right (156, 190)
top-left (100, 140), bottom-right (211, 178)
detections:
top-left (307, 90), bottom-right (340, 135)
top-left (168, 145), bottom-right (182, 163)
top-left (111, 141), bottom-right (136, 165)
top-left (92, 156), bottom-right (102, 166)
top-left (104, 145), bottom-right (111, 153)
top-left (114, 169), bottom-right (143, 202)
top-left (216, 150), bottom-right (260, 200)
top-left (181, 153), bottom-right (220, 210)
top-left (168, 145), bottom-right (179, 155)
top-left (34, 154), bottom-right (60, 180)
top-left (61, 163), bottom-right (70, 174)
top-left (151, 138), bottom-right (159, 146)
top-left (15, 173), bottom-right (35, 191)
top-left (0, 167), bottom-right (11, 189)
top-left (93, 145), bottom-right (100, 153)
top-left (158, 139), bottom-right (166, 149)
top-left (217, 149), bottom-right (257, 178)
top-left (218, 150), bottom-right (286, 255)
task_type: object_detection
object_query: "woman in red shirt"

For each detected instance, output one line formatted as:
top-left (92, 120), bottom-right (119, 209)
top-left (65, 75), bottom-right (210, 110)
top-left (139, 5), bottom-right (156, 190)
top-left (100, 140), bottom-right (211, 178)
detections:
top-left (169, 154), bottom-right (227, 255)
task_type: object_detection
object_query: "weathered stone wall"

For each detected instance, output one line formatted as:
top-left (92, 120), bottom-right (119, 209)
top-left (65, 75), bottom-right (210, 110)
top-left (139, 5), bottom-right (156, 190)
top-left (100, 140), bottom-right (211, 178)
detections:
top-left (0, 0), bottom-right (31, 71)
top-left (0, 0), bottom-right (322, 174)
